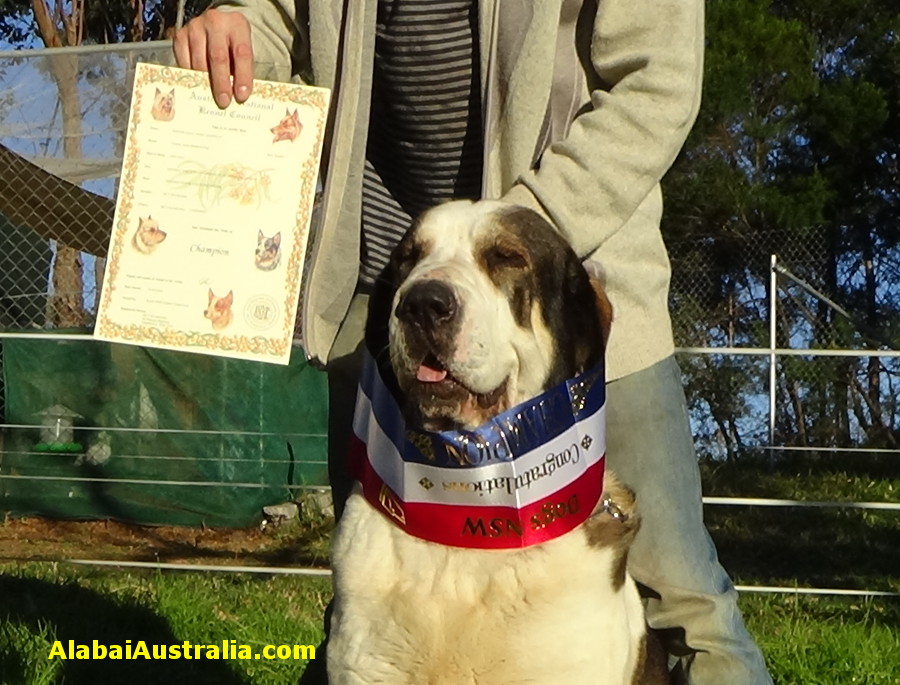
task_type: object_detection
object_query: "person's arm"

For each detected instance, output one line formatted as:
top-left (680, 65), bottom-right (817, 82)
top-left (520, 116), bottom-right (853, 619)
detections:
top-left (173, 0), bottom-right (308, 108)
top-left (502, 0), bottom-right (704, 257)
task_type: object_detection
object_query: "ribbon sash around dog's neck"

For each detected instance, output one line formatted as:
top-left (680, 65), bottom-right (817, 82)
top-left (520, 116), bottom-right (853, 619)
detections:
top-left (348, 350), bottom-right (606, 549)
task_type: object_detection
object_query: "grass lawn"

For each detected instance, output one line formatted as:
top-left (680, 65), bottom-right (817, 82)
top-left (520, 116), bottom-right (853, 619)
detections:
top-left (0, 562), bottom-right (330, 685)
top-left (1, 451), bottom-right (898, 684)
top-left (1, 562), bottom-right (898, 684)
top-left (743, 594), bottom-right (900, 685)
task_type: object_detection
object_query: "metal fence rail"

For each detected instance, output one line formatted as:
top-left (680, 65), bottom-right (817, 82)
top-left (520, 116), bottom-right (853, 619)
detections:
top-left (58, 559), bottom-right (900, 599)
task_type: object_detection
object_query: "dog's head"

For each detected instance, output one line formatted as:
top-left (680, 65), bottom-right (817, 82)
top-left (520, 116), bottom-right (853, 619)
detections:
top-left (204, 289), bottom-right (233, 320)
top-left (367, 200), bottom-right (612, 432)
top-left (136, 216), bottom-right (167, 247)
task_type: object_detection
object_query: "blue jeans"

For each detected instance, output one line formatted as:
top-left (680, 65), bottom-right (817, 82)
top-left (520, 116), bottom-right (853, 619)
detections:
top-left (313, 295), bottom-right (772, 685)
top-left (605, 356), bottom-right (772, 685)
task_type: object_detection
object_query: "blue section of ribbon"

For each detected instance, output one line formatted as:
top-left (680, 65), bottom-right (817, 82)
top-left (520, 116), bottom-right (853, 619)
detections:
top-left (357, 350), bottom-right (606, 469)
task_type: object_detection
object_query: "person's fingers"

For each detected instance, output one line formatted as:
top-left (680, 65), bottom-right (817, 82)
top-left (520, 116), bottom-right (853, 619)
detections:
top-left (186, 19), bottom-right (209, 74)
top-left (205, 26), bottom-right (234, 108)
top-left (168, 10), bottom-right (255, 108)
top-left (229, 18), bottom-right (254, 103)
top-left (171, 25), bottom-right (191, 69)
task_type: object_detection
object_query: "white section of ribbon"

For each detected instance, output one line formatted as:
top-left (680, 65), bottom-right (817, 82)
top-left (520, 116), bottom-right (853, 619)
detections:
top-left (352, 388), bottom-right (606, 508)
top-left (352, 387), bottom-right (406, 494)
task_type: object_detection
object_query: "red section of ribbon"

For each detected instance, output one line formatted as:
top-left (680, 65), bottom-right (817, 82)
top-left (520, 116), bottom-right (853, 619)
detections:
top-left (348, 436), bottom-right (605, 549)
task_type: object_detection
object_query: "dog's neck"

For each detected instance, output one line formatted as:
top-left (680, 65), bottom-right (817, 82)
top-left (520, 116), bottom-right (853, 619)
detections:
top-left (348, 349), bottom-right (608, 549)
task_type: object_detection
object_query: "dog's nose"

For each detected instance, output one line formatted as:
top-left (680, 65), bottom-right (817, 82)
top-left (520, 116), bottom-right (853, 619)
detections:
top-left (396, 280), bottom-right (458, 329)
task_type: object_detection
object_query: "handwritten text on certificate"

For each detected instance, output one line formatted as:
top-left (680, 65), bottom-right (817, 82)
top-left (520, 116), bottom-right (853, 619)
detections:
top-left (95, 63), bottom-right (330, 365)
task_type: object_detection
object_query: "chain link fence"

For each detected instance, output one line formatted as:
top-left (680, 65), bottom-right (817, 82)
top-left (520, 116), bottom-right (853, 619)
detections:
top-left (0, 42), bottom-right (173, 426)
top-left (0, 43), bottom-right (173, 335)
top-left (668, 227), bottom-right (900, 460)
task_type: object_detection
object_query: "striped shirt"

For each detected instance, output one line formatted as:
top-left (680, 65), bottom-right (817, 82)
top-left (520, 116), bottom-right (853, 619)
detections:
top-left (359, 0), bottom-right (483, 289)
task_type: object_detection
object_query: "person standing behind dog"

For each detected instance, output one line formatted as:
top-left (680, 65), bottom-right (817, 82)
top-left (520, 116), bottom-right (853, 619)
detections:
top-left (174, 2), bottom-right (773, 683)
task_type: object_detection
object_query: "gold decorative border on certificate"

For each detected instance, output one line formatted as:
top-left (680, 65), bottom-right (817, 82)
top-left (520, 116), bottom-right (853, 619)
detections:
top-left (95, 63), bottom-right (329, 362)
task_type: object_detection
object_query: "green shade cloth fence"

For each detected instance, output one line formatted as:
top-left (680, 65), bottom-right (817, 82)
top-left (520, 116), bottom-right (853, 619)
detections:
top-left (1, 338), bottom-right (329, 527)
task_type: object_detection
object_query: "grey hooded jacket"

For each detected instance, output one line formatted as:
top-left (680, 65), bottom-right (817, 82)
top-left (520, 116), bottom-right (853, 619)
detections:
top-left (214, 0), bottom-right (704, 381)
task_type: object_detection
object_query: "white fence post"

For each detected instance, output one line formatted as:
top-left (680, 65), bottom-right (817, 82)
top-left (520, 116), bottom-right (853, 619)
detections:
top-left (769, 254), bottom-right (777, 447)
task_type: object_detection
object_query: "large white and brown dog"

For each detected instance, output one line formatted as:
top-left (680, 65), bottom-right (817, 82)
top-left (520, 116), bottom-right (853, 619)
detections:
top-left (327, 200), bottom-right (668, 684)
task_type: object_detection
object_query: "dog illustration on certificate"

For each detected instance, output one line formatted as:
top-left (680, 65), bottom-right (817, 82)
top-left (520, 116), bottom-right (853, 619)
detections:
top-left (254, 231), bottom-right (282, 271)
top-left (150, 88), bottom-right (175, 122)
top-left (131, 216), bottom-right (167, 255)
top-left (270, 109), bottom-right (302, 143)
top-left (204, 289), bottom-right (234, 330)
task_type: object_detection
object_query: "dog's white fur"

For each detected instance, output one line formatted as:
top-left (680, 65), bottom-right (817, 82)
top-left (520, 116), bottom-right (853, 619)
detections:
top-left (328, 201), bottom-right (655, 684)
top-left (330, 478), bottom-right (647, 685)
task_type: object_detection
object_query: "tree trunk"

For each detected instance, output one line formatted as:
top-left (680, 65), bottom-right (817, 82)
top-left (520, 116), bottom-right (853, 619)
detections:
top-left (777, 302), bottom-right (808, 446)
top-left (31, 1), bottom-right (87, 328)
top-left (160, 0), bottom-right (187, 39)
top-left (131, 0), bottom-right (145, 42)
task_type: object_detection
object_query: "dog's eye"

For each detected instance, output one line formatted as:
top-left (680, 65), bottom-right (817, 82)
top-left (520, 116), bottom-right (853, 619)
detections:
top-left (484, 245), bottom-right (528, 271)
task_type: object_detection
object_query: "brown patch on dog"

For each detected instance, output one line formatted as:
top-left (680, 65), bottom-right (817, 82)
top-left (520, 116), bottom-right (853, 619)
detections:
top-left (474, 231), bottom-right (533, 327)
top-left (632, 629), bottom-right (671, 685)
top-left (582, 472), bottom-right (640, 590)
top-left (410, 377), bottom-right (511, 433)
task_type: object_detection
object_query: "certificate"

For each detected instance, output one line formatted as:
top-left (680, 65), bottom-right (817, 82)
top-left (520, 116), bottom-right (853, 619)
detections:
top-left (94, 63), bottom-right (330, 365)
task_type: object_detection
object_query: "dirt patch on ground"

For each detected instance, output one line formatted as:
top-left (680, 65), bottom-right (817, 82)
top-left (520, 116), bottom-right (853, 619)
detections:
top-left (0, 514), bottom-right (333, 568)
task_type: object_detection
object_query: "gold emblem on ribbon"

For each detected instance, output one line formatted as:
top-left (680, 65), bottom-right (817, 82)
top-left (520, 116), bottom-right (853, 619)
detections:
top-left (378, 484), bottom-right (407, 525)
top-left (406, 430), bottom-right (436, 462)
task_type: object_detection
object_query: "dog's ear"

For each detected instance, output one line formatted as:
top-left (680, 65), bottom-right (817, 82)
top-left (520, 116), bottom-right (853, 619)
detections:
top-left (559, 255), bottom-right (608, 375)
top-left (365, 242), bottom-right (404, 373)
top-left (366, 226), bottom-right (423, 400)
top-left (365, 263), bottom-right (394, 359)
top-left (583, 262), bottom-right (612, 349)
top-left (365, 259), bottom-right (404, 401)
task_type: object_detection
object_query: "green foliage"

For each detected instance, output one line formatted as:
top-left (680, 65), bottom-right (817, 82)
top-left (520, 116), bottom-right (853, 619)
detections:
top-left (0, 0), bottom-right (35, 46)
top-left (810, 78), bottom-right (888, 153)
top-left (702, 451), bottom-right (900, 591)
top-left (701, 0), bottom-right (817, 134)
top-left (0, 619), bottom-right (60, 685)
top-left (665, 0), bottom-right (900, 453)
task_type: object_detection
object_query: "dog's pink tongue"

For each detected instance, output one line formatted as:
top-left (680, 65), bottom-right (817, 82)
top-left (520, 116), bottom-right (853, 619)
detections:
top-left (417, 364), bottom-right (448, 383)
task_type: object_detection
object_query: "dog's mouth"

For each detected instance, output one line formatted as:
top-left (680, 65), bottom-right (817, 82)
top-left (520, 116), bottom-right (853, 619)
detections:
top-left (405, 353), bottom-right (509, 431)
top-left (415, 353), bottom-right (450, 384)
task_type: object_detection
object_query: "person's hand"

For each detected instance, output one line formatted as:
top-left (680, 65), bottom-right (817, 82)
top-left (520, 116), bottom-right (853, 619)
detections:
top-left (172, 8), bottom-right (254, 108)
